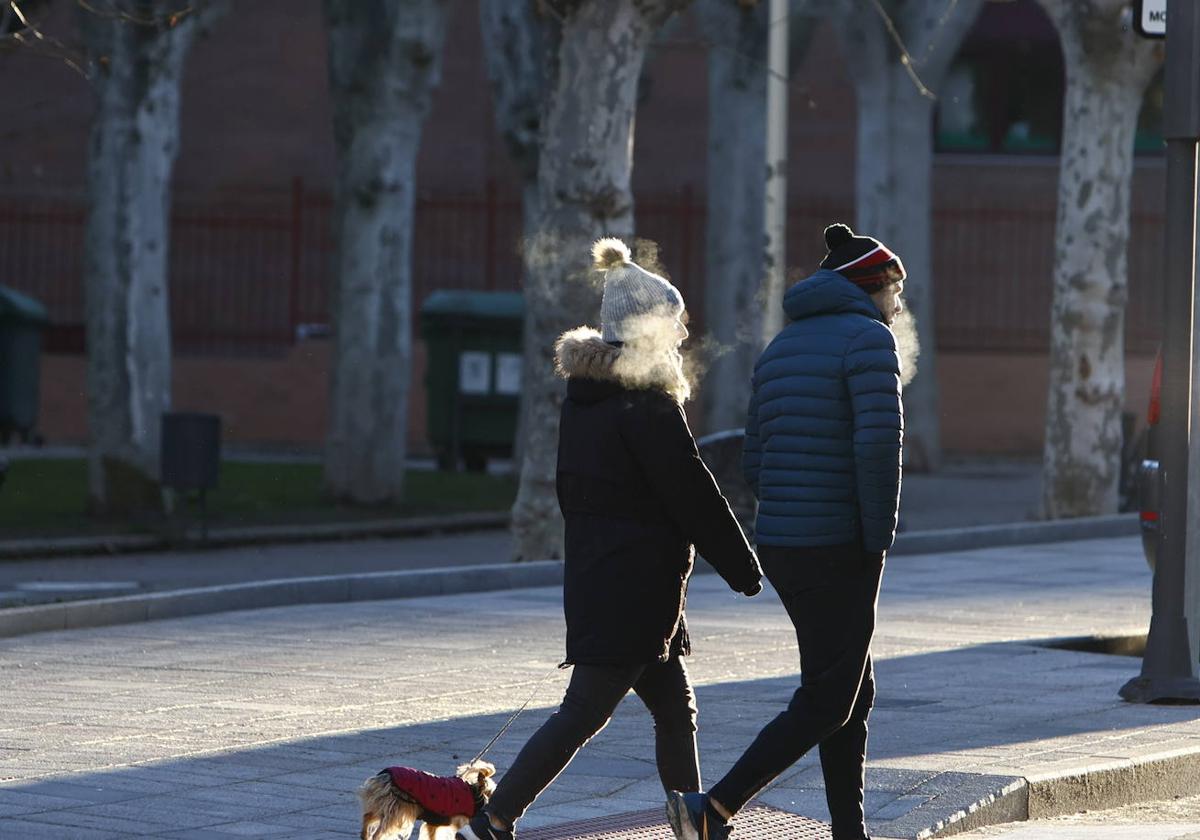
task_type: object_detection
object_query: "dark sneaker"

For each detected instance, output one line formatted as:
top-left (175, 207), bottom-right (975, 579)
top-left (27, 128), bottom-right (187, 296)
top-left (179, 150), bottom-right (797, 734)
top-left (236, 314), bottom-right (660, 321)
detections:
top-left (455, 811), bottom-right (514, 840)
top-left (665, 791), bottom-right (732, 840)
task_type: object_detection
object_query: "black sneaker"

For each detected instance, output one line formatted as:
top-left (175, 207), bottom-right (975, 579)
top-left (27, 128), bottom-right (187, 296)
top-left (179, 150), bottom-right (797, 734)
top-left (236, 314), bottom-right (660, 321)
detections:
top-left (456, 811), bottom-right (514, 840)
top-left (665, 791), bottom-right (732, 840)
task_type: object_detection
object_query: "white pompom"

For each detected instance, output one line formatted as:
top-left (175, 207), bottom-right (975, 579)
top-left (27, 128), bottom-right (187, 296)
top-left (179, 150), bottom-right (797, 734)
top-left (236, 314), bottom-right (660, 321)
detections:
top-left (592, 237), bottom-right (631, 270)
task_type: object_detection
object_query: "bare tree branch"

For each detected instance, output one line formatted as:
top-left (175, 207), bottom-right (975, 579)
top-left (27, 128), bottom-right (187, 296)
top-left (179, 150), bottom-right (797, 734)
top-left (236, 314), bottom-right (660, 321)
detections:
top-left (75, 0), bottom-right (200, 29)
top-left (0, 1), bottom-right (91, 78)
top-left (2, 0), bottom-right (222, 81)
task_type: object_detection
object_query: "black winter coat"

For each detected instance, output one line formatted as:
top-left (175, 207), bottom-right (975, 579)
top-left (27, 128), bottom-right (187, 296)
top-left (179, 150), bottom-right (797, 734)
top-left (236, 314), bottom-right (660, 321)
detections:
top-left (554, 328), bottom-right (763, 666)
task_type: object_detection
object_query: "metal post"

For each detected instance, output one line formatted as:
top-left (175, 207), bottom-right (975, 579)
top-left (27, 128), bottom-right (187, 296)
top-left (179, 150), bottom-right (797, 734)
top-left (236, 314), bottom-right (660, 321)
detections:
top-left (761, 0), bottom-right (789, 343)
top-left (1121, 0), bottom-right (1200, 703)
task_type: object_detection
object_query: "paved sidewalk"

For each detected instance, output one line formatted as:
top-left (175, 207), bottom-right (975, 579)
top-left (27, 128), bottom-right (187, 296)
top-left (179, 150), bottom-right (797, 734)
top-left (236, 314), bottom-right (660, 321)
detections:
top-left (0, 530), bottom-right (510, 604)
top-left (1, 536), bottom-right (1192, 839)
top-left (0, 458), bottom-right (1044, 586)
top-left (0, 458), bottom-right (1102, 623)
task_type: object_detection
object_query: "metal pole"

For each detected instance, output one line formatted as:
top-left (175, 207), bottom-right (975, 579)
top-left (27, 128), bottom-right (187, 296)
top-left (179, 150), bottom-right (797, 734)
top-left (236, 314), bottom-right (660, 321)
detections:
top-left (1121, 0), bottom-right (1200, 703)
top-left (761, 0), bottom-right (789, 343)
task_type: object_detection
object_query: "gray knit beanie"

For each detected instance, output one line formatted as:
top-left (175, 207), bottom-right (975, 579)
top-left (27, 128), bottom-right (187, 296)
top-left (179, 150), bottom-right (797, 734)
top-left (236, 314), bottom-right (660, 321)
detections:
top-left (593, 237), bottom-right (685, 343)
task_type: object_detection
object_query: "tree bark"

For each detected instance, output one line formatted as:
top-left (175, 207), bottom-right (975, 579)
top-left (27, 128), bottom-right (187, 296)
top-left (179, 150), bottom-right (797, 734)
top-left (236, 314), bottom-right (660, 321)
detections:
top-left (1036, 0), bottom-right (1160, 518)
top-left (478, 0), bottom-right (557, 467)
top-left (831, 0), bottom-right (985, 473)
top-left (323, 0), bottom-right (447, 505)
top-left (79, 3), bottom-right (221, 515)
top-left (513, 181), bottom-right (542, 468)
top-left (695, 0), bottom-right (768, 434)
top-left (478, 0), bottom-right (555, 185)
top-left (510, 0), bottom-right (692, 562)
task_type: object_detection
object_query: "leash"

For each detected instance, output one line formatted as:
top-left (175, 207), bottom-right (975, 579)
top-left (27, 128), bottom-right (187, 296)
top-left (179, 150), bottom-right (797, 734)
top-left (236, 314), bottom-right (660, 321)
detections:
top-left (471, 662), bottom-right (571, 764)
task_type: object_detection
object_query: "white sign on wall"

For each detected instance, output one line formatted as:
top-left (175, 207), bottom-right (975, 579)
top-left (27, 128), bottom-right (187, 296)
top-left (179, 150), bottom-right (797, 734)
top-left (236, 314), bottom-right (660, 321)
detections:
top-left (495, 353), bottom-right (523, 396)
top-left (1135, 0), bottom-right (1166, 38)
top-left (459, 351), bottom-right (491, 395)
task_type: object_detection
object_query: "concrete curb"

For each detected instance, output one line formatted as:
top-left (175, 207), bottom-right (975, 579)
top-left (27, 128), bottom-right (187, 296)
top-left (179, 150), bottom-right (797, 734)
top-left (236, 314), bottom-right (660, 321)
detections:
top-left (181, 511), bottom-right (511, 548)
top-left (0, 560), bottom-right (564, 639)
top-left (0, 515), bottom-right (1141, 639)
top-left (890, 513), bottom-right (1139, 556)
top-left (920, 745), bottom-right (1200, 838)
top-left (0, 511), bottom-right (510, 561)
top-left (0, 533), bottom-right (164, 560)
top-left (915, 777), bottom-right (1029, 839)
top-left (1027, 747), bottom-right (1200, 819)
top-left (0, 511), bottom-right (1135, 565)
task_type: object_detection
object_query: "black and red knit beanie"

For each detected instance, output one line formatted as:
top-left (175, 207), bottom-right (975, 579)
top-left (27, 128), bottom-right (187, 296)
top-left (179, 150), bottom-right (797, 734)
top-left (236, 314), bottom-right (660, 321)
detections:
top-left (818, 223), bottom-right (905, 293)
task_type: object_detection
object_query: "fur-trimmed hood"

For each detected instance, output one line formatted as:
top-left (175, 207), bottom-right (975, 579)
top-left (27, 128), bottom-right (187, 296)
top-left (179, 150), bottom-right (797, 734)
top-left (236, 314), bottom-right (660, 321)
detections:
top-left (555, 326), bottom-right (691, 404)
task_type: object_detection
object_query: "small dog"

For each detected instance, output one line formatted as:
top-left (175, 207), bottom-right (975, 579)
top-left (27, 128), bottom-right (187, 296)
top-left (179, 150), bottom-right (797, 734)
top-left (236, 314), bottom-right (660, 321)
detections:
top-left (359, 760), bottom-right (497, 840)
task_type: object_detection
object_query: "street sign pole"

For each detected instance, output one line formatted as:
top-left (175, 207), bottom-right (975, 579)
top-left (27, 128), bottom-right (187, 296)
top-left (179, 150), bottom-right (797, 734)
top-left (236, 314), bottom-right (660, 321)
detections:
top-left (1121, 0), bottom-right (1200, 703)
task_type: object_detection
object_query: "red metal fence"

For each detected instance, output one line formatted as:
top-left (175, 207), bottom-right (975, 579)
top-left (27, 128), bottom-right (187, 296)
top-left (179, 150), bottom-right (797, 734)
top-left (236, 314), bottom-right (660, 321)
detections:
top-left (0, 181), bottom-right (1165, 357)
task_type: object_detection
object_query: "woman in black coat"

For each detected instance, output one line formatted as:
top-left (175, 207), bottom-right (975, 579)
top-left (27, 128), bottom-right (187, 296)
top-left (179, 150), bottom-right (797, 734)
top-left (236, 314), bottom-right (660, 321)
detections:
top-left (456, 239), bottom-right (762, 840)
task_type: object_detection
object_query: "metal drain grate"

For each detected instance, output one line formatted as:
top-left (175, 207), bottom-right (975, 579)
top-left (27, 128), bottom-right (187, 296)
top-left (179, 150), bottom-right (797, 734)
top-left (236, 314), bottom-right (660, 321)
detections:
top-left (522, 803), bottom-right (831, 839)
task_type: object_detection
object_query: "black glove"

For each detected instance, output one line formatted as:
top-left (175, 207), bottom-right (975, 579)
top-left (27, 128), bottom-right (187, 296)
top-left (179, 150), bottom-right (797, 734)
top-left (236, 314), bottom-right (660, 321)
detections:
top-left (742, 579), bottom-right (763, 597)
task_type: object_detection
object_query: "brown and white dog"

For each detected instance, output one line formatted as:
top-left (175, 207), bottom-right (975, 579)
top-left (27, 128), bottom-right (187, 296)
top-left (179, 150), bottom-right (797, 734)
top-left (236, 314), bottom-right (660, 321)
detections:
top-left (358, 760), bottom-right (496, 840)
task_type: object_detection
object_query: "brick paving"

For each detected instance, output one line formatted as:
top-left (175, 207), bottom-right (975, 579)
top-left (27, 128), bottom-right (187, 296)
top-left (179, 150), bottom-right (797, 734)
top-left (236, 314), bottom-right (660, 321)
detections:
top-left (1, 536), bottom-right (1196, 839)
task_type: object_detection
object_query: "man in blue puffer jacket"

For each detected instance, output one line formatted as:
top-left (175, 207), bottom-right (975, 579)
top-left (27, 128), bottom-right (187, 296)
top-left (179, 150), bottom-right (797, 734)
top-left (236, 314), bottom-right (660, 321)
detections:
top-left (668, 224), bottom-right (904, 840)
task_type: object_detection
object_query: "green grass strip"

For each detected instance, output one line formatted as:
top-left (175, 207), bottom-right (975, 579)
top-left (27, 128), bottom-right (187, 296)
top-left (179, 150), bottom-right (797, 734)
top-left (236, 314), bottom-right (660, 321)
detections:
top-left (0, 458), bottom-right (516, 538)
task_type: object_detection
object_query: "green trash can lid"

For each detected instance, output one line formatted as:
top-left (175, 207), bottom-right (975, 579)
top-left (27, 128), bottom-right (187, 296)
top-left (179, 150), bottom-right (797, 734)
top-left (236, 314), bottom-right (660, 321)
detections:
top-left (421, 290), bottom-right (524, 320)
top-left (0, 286), bottom-right (49, 326)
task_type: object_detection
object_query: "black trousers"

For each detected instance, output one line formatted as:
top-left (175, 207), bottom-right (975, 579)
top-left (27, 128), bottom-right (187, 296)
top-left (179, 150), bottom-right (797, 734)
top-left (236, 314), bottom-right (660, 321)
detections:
top-left (487, 655), bottom-right (701, 826)
top-left (709, 543), bottom-right (884, 840)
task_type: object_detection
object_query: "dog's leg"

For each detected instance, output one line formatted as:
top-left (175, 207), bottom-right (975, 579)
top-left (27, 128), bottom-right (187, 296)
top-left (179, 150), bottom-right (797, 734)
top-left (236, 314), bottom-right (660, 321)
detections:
top-left (436, 816), bottom-right (471, 840)
top-left (418, 821), bottom-right (445, 840)
top-left (372, 806), bottom-right (420, 840)
top-left (361, 810), bottom-right (382, 840)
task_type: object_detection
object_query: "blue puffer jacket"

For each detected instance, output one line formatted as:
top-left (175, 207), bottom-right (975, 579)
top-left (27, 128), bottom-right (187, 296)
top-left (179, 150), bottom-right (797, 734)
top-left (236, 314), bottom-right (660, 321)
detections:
top-left (743, 269), bottom-right (903, 552)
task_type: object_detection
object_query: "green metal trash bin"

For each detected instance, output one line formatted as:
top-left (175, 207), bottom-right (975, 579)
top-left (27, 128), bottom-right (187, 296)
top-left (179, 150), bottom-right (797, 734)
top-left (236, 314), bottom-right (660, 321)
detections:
top-left (0, 286), bottom-right (48, 444)
top-left (420, 290), bottom-right (524, 471)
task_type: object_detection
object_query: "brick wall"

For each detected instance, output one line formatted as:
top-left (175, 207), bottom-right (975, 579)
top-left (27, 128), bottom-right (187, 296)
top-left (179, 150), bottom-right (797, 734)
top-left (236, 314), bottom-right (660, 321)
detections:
top-left (36, 345), bottom-right (1155, 458)
top-left (38, 341), bottom-right (428, 456)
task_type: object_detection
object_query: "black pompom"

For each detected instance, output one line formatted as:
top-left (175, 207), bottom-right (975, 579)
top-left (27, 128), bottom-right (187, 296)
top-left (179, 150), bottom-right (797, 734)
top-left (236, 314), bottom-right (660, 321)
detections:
top-left (824, 223), bottom-right (854, 250)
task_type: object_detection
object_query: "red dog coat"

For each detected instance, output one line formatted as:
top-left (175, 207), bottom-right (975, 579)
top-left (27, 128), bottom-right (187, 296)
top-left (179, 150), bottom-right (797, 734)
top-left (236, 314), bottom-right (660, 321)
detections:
top-left (386, 766), bottom-right (479, 823)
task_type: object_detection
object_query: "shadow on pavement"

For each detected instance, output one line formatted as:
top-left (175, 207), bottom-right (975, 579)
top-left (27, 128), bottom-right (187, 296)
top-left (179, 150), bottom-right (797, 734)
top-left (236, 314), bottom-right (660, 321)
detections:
top-left (2, 637), bottom-right (1197, 839)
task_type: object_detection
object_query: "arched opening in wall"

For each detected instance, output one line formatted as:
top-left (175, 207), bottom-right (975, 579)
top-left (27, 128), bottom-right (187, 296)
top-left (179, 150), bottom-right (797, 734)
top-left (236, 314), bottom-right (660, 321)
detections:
top-left (935, 0), bottom-right (1164, 157)
top-left (936, 0), bottom-right (1064, 155)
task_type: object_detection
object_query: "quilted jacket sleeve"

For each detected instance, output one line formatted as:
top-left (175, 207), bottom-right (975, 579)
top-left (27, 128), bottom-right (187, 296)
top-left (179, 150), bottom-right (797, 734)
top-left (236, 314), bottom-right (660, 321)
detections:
top-left (742, 375), bottom-right (762, 497)
top-left (843, 322), bottom-right (903, 553)
top-left (620, 395), bottom-right (763, 594)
